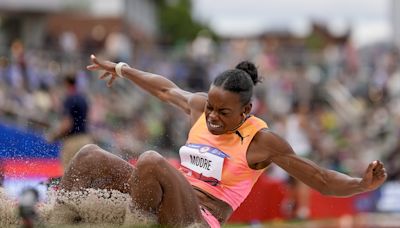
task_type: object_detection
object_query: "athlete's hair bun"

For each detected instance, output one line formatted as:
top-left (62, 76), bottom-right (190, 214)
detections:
top-left (235, 61), bottom-right (260, 85)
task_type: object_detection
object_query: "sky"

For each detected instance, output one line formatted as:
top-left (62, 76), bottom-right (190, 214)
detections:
top-left (192, 0), bottom-right (393, 47)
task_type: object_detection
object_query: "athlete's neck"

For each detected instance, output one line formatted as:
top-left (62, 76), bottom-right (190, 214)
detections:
top-left (226, 114), bottom-right (250, 133)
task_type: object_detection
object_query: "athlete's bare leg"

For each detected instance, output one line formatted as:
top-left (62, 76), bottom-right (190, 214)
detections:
top-left (60, 144), bottom-right (206, 227)
top-left (129, 150), bottom-right (205, 226)
top-left (60, 144), bottom-right (134, 193)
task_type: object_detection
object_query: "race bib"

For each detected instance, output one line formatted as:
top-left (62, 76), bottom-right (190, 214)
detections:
top-left (179, 143), bottom-right (229, 181)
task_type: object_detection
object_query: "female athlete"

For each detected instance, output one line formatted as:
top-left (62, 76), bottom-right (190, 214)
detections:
top-left (59, 55), bottom-right (387, 227)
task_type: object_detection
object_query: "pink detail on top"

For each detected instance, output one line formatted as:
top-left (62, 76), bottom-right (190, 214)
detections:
top-left (200, 206), bottom-right (220, 228)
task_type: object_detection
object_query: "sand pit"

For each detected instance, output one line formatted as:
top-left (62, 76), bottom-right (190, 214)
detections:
top-left (0, 187), bottom-right (157, 227)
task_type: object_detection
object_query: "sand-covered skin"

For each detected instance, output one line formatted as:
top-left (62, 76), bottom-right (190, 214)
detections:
top-left (0, 187), bottom-right (157, 227)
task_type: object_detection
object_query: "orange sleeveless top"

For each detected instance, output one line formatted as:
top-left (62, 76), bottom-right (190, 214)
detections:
top-left (179, 113), bottom-right (268, 210)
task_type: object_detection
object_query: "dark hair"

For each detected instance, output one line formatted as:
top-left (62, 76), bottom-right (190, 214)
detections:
top-left (212, 61), bottom-right (260, 105)
top-left (64, 73), bottom-right (76, 86)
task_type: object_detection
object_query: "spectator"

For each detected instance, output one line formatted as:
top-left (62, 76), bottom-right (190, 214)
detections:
top-left (47, 74), bottom-right (92, 171)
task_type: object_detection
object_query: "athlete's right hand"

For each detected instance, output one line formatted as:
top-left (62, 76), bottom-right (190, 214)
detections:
top-left (86, 54), bottom-right (119, 87)
top-left (359, 160), bottom-right (387, 192)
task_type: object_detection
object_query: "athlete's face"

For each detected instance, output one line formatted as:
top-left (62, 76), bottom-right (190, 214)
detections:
top-left (205, 86), bottom-right (251, 135)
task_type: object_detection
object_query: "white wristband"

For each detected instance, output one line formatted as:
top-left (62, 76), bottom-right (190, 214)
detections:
top-left (115, 62), bottom-right (128, 78)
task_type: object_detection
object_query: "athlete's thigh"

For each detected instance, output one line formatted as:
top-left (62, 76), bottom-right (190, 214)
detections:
top-left (61, 144), bottom-right (135, 193)
top-left (131, 152), bottom-right (204, 226)
top-left (158, 163), bottom-right (205, 226)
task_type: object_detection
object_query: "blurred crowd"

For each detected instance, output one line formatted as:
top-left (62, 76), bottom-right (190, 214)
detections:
top-left (0, 33), bottom-right (399, 182)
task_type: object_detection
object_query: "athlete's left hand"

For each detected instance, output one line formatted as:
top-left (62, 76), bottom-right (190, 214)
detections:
top-left (360, 160), bottom-right (387, 192)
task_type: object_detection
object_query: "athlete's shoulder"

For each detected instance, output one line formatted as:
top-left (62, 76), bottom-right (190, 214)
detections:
top-left (188, 92), bottom-right (207, 109)
top-left (188, 92), bottom-right (207, 123)
top-left (193, 92), bottom-right (208, 98)
top-left (253, 128), bottom-right (294, 157)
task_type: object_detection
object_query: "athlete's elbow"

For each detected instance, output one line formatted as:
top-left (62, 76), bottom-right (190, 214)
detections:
top-left (154, 89), bottom-right (170, 102)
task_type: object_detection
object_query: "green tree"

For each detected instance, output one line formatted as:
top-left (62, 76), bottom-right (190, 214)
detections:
top-left (156, 0), bottom-right (211, 45)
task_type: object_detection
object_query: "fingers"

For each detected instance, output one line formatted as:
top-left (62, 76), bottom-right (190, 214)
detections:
top-left (381, 172), bottom-right (388, 180)
top-left (366, 161), bottom-right (376, 174)
top-left (372, 160), bottom-right (384, 172)
top-left (87, 64), bottom-right (100, 71)
top-left (365, 160), bottom-right (385, 177)
top-left (97, 72), bottom-right (118, 87)
top-left (370, 160), bottom-right (387, 180)
top-left (89, 54), bottom-right (118, 87)
top-left (374, 166), bottom-right (386, 175)
top-left (99, 71), bottom-right (111, 80)
top-left (107, 75), bottom-right (117, 87)
top-left (91, 54), bottom-right (98, 64)
top-left (362, 160), bottom-right (387, 191)
top-left (88, 54), bottom-right (116, 72)
top-left (374, 166), bottom-right (386, 178)
top-left (376, 169), bottom-right (387, 179)
top-left (87, 54), bottom-right (101, 70)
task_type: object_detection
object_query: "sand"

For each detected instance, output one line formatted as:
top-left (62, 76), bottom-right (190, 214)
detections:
top-left (0, 187), bottom-right (157, 227)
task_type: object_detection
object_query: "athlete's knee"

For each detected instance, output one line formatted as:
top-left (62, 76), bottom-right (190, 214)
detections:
top-left (138, 150), bottom-right (163, 161)
top-left (73, 144), bottom-right (102, 163)
top-left (78, 144), bottom-right (100, 154)
top-left (136, 150), bottom-right (166, 171)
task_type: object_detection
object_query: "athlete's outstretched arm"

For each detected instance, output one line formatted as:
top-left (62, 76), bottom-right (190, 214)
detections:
top-left (86, 54), bottom-right (202, 115)
top-left (253, 130), bottom-right (387, 197)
